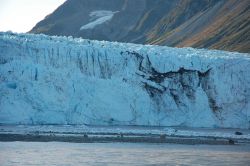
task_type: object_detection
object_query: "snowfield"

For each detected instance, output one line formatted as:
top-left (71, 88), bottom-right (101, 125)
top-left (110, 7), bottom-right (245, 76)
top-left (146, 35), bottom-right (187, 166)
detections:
top-left (0, 32), bottom-right (250, 128)
top-left (80, 10), bottom-right (118, 30)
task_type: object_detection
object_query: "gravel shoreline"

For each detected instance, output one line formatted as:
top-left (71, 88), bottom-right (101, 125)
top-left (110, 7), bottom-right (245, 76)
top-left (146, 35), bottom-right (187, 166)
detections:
top-left (0, 133), bottom-right (243, 145)
top-left (1, 125), bottom-right (250, 145)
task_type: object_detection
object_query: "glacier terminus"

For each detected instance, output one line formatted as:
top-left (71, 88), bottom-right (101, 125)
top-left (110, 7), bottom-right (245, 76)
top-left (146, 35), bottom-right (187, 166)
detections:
top-left (0, 32), bottom-right (250, 128)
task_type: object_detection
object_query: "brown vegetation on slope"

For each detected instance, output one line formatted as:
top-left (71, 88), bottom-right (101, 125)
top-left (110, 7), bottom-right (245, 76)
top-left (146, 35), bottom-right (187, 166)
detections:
top-left (30, 0), bottom-right (250, 53)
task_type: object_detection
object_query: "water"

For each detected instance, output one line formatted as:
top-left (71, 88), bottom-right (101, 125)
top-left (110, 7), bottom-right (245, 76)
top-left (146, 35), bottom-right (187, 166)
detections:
top-left (0, 142), bottom-right (250, 166)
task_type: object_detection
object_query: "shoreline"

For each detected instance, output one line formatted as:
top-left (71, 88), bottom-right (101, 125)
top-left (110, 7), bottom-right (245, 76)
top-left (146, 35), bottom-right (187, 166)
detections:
top-left (1, 125), bottom-right (250, 145)
top-left (0, 133), bottom-right (247, 145)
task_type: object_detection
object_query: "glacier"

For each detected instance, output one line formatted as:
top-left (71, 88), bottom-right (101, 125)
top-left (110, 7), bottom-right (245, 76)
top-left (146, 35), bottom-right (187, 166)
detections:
top-left (0, 32), bottom-right (250, 128)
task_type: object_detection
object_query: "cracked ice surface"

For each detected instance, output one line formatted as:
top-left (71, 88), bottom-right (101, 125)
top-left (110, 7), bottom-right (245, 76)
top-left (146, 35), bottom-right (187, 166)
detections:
top-left (0, 32), bottom-right (250, 128)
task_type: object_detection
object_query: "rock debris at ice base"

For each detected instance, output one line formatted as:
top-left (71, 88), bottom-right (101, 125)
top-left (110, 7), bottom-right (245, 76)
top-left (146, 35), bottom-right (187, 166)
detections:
top-left (0, 32), bottom-right (249, 128)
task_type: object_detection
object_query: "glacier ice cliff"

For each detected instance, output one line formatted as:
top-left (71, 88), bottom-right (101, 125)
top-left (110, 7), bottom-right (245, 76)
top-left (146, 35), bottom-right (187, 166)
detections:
top-left (0, 32), bottom-right (250, 128)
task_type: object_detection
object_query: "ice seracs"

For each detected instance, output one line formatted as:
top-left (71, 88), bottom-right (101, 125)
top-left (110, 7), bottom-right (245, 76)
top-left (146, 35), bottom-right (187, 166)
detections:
top-left (0, 32), bottom-right (249, 128)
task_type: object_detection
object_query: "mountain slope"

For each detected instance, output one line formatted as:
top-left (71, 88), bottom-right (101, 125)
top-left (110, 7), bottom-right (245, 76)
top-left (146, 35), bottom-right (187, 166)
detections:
top-left (1, 32), bottom-right (250, 128)
top-left (30, 0), bottom-right (250, 53)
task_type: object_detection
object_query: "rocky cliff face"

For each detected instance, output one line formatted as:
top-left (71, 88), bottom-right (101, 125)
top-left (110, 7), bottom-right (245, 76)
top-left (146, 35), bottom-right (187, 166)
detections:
top-left (0, 32), bottom-right (250, 128)
top-left (30, 0), bottom-right (250, 53)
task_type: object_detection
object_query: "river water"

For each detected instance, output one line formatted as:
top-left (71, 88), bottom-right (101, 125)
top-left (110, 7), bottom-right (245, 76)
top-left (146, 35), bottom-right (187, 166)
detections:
top-left (0, 142), bottom-right (250, 166)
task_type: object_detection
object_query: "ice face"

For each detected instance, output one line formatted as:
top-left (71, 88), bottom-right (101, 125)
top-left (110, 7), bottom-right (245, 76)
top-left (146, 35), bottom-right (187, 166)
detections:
top-left (0, 32), bottom-right (249, 128)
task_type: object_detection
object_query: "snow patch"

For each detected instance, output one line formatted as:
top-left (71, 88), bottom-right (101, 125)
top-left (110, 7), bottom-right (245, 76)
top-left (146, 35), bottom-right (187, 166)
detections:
top-left (80, 10), bottom-right (119, 30)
